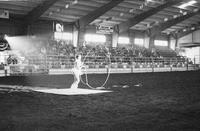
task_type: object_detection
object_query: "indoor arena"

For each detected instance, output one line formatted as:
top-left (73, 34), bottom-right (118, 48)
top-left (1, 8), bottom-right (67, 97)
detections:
top-left (0, 0), bottom-right (200, 130)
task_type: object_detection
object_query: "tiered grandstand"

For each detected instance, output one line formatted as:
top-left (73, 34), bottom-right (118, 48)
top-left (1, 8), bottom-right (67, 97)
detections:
top-left (155, 47), bottom-right (177, 57)
top-left (0, 38), bottom-right (193, 75)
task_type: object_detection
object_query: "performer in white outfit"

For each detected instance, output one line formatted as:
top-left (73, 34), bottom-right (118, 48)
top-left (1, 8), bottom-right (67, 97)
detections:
top-left (70, 54), bottom-right (84, 89)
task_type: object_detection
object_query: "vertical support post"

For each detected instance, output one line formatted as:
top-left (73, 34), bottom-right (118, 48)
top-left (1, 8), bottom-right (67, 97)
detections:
top-left (144, 34), bottom-right (150, 49)
top-left (131, 56), bottom-right (133, 73)
top-left (112, 32), bottom-right (118, 48)
top-left (5, 65), bottom-right (10, 76)
top-left (175, 35), bottom-right (178, 49)
top-left (149, 36), bottom-right (155, 50)
top-left (151, 57), bottom-right (154, 72)
top-left (112, 26), bottom-right (119, 48)
top-left (45, 54), bottom-right (47, 72)
top-left (73, 25), bottom-right (79, 48)
top-left (4, 65), bottom-right (7, 76)
top-left (170, 58), bottom-right (172, 71)
top-left (167, 35), bottom-right (170, 49)
top-left (129, 31), bottom-right (134, 48)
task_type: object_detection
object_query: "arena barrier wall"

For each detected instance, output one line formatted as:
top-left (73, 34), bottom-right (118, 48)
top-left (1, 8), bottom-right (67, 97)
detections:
top-left (48, 67), bottom-right (192, 75)
top-left (0, 55), bottom-right (199, 76)
top-left (0, 71), bottom-right (199, 89)
top-left (0, 63), bottom-right (198, 76)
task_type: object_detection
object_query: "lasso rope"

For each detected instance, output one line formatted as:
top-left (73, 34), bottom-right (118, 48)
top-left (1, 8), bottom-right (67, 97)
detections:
top-left (80, 49), bottom-right (111, 89)
top-left (0, 42), bottom-right (9, 51)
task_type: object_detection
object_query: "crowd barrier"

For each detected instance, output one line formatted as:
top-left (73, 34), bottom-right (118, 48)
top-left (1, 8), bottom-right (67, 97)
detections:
top-left (27, 55), bottom-right (189, 68)
top-left (0, 55), bottom-right (198, 76)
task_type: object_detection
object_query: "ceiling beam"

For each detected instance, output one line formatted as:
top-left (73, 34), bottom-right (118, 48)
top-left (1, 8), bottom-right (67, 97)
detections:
top-left (78, 0), bottom-right (124, 29)
top-left (118, 0), bottom-right (182, 34)
top-left (150, 9), bottom-right (200, 37)
top-left (179, 42), bottom-right (200, 48)
top-left (177, 29), bottom-right (197, 39)
top-left (177, 25), bottom-right (200, 39)
top-left (23, 0), bottom-right (59, 25)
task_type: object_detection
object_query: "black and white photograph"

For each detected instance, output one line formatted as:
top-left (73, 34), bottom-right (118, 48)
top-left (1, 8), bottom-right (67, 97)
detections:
top-left (0, 0), bottom-right (200, 130)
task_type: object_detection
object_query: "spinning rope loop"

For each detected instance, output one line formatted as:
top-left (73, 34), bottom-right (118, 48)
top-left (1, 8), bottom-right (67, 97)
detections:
top-left (0, 42), bottom-right (9, 51)
top-left (80, 49), bottom-right (111, 89)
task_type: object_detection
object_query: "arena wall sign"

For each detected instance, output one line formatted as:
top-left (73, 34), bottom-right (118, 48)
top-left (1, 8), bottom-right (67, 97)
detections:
top-left (96, 25), bottom-right (114, 34)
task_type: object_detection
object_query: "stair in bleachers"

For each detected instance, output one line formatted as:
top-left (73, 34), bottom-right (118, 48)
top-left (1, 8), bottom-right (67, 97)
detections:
top-left (156, 47), bottom-right (177, 57)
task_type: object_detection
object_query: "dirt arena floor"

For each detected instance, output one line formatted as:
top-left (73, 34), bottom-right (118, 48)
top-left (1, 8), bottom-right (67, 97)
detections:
top-left (0, 71), bottom-right (200, 131)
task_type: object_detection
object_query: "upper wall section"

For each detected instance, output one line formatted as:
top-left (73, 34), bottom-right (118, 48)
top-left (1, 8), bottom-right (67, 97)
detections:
top-left (178, 30), bottom-right (200, 44)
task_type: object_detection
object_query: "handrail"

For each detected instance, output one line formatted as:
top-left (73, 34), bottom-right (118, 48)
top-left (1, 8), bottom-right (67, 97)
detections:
top-left (24, 55), bottom-right (189, 69)
top-left (2, 54), bottom-right (198, 75)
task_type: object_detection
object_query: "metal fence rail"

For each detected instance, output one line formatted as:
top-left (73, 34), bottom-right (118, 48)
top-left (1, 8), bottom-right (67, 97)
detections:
top-left (25, 55), bottom-right (192, 72)
top-left (0, 55), bottom-right (198, 75)
top-left (26, 55), bottom-right (189, 69)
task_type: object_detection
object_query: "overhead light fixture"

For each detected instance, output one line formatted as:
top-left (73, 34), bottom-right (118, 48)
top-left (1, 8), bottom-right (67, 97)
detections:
top-left (65, 4), bottom-right (69, 8)
top-left (164, 18), bottom-right (168, 21)
top-left (193, 8), bottom-right (199, 12)
top-left (191, 27), bottom-right (195, 30)
top-left (129, 8), bottom-right (134, 13)
top-left (72, 0), bottom-right (78, 5)
top-left (146, 0), bottom-right (165, 4)
top-left (183, 12), bottom-right (187, 15)
top-left (178, 0), bottom-right (197, 9)
top-left (183, 29), bottom-right (187, 32)
top-left (120, 12), bottom-right (124, 16)
top-left (139, 4), bottom-right (144, 9)
top-left (173, 15), bottom-right (178, 18)
top-left (57, 8), bottom-right (61, 12)
top-left (49, 12), bottom-right (53, 15)
top-left (145, 0), bottom-right (158, 5)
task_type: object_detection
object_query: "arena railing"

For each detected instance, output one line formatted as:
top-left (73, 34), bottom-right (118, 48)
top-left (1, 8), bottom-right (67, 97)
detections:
top-left (26, 55), bottom-right (190, 69)
top-left (3, 55), bottom-right (198, 75)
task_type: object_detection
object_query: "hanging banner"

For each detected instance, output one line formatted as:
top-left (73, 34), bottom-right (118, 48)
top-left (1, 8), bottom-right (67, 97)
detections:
top-left (96, 25), bottom-right (113, 34)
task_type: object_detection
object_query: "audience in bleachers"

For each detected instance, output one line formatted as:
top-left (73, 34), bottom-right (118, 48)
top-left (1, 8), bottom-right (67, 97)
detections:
top-left (44, 40), bottom-right (163, 58)
top-left (11, 39), bottom-right (187, 69)
top-left (0, 62), bottom-right (4, 70)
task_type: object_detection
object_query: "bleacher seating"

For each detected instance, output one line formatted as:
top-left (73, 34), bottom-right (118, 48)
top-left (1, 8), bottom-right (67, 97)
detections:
top-left (155, 47), bottom-right (177, 57)
top-left (5, 39), bottom-right (190, 72)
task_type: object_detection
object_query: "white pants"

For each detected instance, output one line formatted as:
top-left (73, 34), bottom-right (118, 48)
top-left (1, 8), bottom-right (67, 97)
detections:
top-left (70, 68), bottom-right (81, 89)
